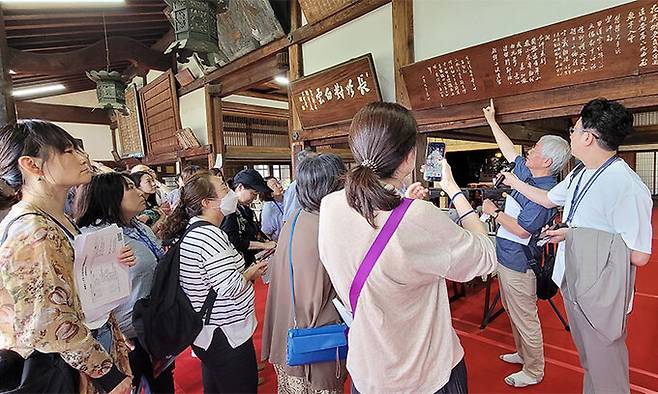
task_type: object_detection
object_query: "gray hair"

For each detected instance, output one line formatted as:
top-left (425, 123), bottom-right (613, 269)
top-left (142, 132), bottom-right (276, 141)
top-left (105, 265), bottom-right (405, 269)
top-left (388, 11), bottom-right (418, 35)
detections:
top-left (539, 135), bottom-right (571, 174)
top-left (297, 153), bottom-right (347, 213)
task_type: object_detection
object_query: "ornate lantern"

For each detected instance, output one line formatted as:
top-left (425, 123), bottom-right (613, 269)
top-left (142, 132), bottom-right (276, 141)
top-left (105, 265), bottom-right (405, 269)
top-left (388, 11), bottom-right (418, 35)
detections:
top-left (164, 0), bottom-right (229, 66)
top-left (86, 70), bottom-right (128, 115)
top-left (86, 15), bottom-right (128, 115)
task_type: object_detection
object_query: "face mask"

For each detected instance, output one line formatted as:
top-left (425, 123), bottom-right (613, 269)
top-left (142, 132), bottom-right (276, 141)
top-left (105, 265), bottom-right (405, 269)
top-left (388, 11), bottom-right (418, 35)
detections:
top-left (219, 189), bottom-right (239, 216)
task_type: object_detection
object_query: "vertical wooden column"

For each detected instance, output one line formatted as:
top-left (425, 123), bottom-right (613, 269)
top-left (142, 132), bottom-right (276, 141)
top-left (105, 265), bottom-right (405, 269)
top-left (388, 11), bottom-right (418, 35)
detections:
top-left (288, 0), bottom-right (304, 177)
top-left (392, 0), bottom-right (414, 108)
top-left (0, 8), bottom-right (15, 126)
top-left (392, 0), bottom-right (421, 181)
top-left (205, 85), bottom-right (225, 169)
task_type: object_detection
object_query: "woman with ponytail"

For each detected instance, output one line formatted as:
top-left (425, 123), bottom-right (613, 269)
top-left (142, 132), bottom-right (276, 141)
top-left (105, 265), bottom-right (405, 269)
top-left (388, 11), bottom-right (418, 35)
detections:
top-left (318, 103), bottom-right (497, 394)
top-left (160, 172), bottom-right (267, 393)
top-left (0, 121), bottom-right (132, 394)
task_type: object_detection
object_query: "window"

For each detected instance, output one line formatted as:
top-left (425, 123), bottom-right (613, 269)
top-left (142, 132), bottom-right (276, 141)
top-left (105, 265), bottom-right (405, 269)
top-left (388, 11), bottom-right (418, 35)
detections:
top-left (272, 164), bottom-right (291, 187)
top-left (636, 152), bottom-right (657, 195)
top-left (253, 164), bottom-right (270, 179)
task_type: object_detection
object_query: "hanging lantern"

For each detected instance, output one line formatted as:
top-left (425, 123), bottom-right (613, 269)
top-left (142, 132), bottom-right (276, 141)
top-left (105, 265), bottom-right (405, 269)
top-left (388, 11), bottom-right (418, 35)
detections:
top-left (164, 0), bottom-right (229, 66)
top-left (86, 70), bottom-right (129, 115)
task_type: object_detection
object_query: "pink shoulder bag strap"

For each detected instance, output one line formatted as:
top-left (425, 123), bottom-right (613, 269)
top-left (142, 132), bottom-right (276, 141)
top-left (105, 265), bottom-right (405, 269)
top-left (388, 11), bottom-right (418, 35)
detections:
top-left (349, 197), bottom-right (413, 313)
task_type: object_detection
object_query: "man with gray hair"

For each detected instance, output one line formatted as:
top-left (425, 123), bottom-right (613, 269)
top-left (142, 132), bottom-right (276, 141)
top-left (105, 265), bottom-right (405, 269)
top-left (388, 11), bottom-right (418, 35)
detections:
top-left (481, 99), bottom-right (571, 388)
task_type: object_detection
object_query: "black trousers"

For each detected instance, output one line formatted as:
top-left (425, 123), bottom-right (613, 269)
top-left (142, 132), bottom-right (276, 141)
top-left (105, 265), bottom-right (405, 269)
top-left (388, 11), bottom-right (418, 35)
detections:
top-left (351, 358), bottom-right (468, 394)
top-left (191, 329), bottom-right (258, 394)
top-left (0, 350), bottom-right (78, 393)
top-left (128, 338), bottom-right (175, 394)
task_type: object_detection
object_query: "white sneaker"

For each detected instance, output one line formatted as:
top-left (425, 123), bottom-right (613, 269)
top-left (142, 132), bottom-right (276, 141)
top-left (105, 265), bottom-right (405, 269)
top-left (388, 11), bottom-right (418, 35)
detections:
top-left (499, 352), bottom-right (523, 364)
top-left (504, 370), bottom-right (542, 388)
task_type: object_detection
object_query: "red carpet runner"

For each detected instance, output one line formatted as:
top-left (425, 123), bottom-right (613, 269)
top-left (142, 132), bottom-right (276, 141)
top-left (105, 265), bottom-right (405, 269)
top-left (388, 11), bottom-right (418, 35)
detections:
top-left (173, 209), bottom-right (658, 393)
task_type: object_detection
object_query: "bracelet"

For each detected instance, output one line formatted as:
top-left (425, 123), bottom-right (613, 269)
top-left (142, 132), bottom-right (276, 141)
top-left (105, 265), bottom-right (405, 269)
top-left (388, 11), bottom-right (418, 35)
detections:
top-left (457, 209), bottom-right (476, 224)
top-left (448, 191), bottom-right (465, 208)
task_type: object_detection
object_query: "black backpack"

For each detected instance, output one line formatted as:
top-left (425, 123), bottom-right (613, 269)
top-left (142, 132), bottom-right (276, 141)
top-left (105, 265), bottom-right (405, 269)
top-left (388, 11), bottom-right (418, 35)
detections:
top-left (524, 240), bottom-right (559, 300)
top-left (133, 221), bottom-right (217, 360)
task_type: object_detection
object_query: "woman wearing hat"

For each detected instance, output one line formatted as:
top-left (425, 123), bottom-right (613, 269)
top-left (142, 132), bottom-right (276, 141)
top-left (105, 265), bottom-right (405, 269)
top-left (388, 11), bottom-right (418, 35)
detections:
top-left (221, 169), bottom-right (277, 268)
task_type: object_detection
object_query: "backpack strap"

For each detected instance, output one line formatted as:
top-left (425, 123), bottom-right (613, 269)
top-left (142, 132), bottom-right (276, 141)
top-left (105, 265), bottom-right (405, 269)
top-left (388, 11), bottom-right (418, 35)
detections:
top-left (179, 220), bottom-right (218, 325)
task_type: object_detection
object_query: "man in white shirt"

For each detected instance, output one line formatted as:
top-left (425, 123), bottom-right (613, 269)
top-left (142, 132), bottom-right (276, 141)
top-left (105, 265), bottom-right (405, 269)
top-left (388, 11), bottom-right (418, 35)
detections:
top-left (502, 98), bottom-right (652, 394)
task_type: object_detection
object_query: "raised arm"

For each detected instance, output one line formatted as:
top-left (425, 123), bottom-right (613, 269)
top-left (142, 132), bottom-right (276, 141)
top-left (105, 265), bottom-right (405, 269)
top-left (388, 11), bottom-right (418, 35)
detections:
top-left (502, 171), bottom-right (558, 209)
top-left (483, 98), bottom-right (518, 163)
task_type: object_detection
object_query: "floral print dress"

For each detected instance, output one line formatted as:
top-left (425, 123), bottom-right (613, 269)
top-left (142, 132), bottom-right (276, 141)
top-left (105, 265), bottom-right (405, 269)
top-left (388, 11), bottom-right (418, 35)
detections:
top-left (0, 201), bottom-right (131, 393)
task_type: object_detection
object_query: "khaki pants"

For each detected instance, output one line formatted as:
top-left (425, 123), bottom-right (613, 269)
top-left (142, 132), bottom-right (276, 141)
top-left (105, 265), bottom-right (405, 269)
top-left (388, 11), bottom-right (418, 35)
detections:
top-left (497, 263), bottom-right (545, 380)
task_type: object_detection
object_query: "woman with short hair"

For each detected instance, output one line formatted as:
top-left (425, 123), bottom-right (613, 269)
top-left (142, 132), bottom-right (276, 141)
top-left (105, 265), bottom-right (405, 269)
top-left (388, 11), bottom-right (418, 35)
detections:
top-left (318, 102), bottom-right (497, 393)
top-left (262, 153), bottom-right (348, 393)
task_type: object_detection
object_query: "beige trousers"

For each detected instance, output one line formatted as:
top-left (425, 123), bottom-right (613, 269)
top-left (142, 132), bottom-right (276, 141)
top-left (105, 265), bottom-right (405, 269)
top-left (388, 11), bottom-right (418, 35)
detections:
top-left (497, 262), bottom-right (545, 380)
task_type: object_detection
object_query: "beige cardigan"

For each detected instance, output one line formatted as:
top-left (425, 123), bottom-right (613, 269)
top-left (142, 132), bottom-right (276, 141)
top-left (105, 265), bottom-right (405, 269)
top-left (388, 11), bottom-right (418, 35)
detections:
top-left (318, 190), bottom-right (496, 393)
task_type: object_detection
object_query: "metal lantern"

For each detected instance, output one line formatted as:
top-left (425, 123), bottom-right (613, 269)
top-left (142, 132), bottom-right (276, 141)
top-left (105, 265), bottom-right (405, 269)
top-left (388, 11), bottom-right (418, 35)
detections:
top-left (165, 0), bottom-right (228, 66)
top-left (86, 70), bottom-right (128, 115)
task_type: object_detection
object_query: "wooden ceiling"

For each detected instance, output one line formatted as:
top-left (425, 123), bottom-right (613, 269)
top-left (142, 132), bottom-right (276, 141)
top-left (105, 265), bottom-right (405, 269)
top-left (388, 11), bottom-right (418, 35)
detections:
top-left (4, 0), bottom-right (170, 96)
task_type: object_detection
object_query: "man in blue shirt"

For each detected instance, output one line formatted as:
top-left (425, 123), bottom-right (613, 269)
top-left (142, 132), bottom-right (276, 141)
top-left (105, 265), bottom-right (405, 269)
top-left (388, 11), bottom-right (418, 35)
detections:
top-left (481, 99), bottom-right (571, 388)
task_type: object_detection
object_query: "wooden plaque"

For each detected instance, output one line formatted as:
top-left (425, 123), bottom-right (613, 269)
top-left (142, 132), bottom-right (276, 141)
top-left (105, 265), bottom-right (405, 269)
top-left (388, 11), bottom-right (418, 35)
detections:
top-left (289, 54), bottom-right (381, 129)
top-left (402, 1), bottom-right (658, 111)
top-left (139, 70), bottom-right (182, 163)
top-left (116, 84), bottom-right (144, 158)
top-left (297, 0), bottom-right (352, 24)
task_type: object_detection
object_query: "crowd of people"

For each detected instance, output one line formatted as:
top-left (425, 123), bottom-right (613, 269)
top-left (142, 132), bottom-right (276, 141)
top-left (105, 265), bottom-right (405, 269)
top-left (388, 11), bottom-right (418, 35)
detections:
top-left (0, 96), bottom-right (651, 394)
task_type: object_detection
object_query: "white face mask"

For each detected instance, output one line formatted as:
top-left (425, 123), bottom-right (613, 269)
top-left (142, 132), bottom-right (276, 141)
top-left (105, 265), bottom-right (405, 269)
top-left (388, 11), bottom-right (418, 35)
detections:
top-left (219, 189), bottom-right (239, 216)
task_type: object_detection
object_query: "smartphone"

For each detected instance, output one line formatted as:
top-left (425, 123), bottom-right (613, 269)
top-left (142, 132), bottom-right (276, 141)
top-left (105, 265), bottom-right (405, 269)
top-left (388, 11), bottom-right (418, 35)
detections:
top-left (254, 248), bottom-right (276, 261)
top-left (536, 222), bottom-right (569, 246)
top-left (424, 142), bottom-right (446, 182)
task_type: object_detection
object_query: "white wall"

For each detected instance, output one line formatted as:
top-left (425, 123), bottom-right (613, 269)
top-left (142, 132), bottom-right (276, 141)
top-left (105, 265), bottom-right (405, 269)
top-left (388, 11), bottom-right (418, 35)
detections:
top-left (414, 0), bottom-right (634, 62)
top-left (223, 94), bottom-right (289, 109)
top-left (30, 90), bottom-right (114, 161)
top-left (146, 70), bottom-right (165, 84)
top-left (302, 4), bottom-right (395, 102)
top-left (179, 88), bottom-right (209, 145)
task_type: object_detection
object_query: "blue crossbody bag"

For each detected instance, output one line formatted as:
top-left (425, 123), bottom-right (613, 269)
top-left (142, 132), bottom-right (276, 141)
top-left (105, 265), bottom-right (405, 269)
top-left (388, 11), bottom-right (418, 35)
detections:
top-left (286, 208), bottom-right (348, 366)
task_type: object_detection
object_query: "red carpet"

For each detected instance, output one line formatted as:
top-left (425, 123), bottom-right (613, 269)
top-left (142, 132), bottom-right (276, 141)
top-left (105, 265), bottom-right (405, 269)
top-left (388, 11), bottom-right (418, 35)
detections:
top-left (173, 210), bottom-right (658, 393)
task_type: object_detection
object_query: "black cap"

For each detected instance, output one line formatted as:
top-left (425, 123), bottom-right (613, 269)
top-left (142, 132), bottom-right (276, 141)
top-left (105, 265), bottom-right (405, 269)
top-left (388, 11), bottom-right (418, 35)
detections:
top-left (233, 169), bottom-right (272, 194)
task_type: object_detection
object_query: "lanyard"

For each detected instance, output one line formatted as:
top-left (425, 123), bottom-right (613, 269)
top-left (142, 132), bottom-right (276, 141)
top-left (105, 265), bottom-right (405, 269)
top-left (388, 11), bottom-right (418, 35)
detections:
top-left (38, 209), bottom-right (80, 241)
top-left (288, 208), bottom-right (303, 327)
top-left (565, 155), bottom-right (618, 224)
top-left (128, 223), bottom-right (163, 259)
top-left (274, 201), bottom-right (284, 216)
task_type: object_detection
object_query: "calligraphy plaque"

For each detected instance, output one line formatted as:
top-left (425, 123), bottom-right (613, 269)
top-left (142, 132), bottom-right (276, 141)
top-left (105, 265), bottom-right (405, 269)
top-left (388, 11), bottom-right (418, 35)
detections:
top-left (402, 1), bottom-right (658, 111)
top-left (117, 85), bottom-right (144, 158)
top-left (290, 54), bottom-right (381, 129)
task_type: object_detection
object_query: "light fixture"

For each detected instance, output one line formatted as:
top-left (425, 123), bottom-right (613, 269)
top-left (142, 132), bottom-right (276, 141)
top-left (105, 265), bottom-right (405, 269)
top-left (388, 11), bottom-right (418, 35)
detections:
top-left (8, 70), bottom-right (16, 75)
top-left (274, 75), bottom-right (289, 85)
top-left (12, 83), bottom-right (66, 97)
top-left (495, 152), bottom-right (503, 158)
top-left (86, 14), bottom-right (128, 115)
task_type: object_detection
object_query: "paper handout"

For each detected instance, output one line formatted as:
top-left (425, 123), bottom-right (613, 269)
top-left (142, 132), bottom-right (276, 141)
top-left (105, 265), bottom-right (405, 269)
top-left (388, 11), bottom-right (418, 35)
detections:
top-left (74, 224), bottom-right (131, 324)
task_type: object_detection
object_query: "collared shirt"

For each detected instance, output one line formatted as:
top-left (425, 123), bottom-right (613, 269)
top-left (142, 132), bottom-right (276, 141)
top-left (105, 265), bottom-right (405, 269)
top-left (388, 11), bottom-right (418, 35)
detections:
top-left (261, 199), bottom-right (285, 241)
top-left (496, 156), bottom-right (557, 273)
top-left (282, 181), bottom-right (301, 221)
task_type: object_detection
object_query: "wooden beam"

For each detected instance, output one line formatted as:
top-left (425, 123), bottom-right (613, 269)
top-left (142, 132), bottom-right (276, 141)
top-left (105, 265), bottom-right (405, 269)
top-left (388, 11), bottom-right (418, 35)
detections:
top-left (414, 72), bottom-right (658, 132)
top-left (7, 23), bottom-right (167, 40)
top-left (392, 0), bottom-right (413, 108)
top-left (205, 85), bottom-right (225, 161)
top-left (239, 89), bottom-right (288, 102)
top-left (179, 0), bottom-right (391, 96)
top-left (224, 145), bottom-right (291, 160)
top-left (0, 8), bottom-right (16, 125)
top-left (123, 30), bottom-right (175, 79)
top-left (288, 0), bottom-right (303, 154)
top-left (202, 53), bottom-right (289, 98)
top-left (221, 100), bottom-right (289, 120)
top-left (8, 36), bottom-right (170, 75)
top-left (16, 101), bottom-right (111, 125)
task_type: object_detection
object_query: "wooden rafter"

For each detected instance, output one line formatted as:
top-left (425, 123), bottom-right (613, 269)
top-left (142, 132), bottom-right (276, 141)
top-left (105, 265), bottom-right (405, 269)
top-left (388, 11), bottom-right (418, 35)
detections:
top-left (8, 36), bottom-right (171, 75)
top-left (16, 101), bottom-right (111, 125)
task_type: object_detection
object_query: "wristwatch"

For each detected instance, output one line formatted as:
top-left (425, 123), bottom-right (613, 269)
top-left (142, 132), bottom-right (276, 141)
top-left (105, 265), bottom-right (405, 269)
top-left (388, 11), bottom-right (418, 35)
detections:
top-left (491, 209), bottom-right (502, 219)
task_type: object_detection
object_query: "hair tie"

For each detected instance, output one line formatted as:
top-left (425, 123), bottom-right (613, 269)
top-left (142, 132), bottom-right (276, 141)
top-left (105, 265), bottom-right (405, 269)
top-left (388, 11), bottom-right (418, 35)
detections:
top-left (360, 159), bottom-right (378, 172)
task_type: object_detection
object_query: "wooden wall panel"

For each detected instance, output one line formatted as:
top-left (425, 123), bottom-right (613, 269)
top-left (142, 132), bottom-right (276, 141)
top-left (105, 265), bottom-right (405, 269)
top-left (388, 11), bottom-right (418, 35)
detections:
top-left (138, 70), bottom-right (181, 163)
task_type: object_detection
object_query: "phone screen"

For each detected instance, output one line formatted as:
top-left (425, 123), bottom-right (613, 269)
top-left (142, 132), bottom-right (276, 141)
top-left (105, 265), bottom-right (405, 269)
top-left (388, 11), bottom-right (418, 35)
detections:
top-left (424, 142), bottom-right (446, 182)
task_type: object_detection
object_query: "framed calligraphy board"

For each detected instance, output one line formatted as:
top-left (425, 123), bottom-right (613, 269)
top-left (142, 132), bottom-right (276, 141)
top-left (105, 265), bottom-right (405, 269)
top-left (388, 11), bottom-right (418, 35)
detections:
top-left (289, 54), bottom-right (382, 129)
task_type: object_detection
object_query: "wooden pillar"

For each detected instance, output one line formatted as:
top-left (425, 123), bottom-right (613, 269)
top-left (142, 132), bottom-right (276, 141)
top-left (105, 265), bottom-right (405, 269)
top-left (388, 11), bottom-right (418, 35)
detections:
top-left (0, 8), bottom-right (15, 126)
top-left (205, 85), bottom-right (225, 169)
top-left (392, 0), bottom-right (414, 108)
top-left (288, 0), bottom-right (304, 176)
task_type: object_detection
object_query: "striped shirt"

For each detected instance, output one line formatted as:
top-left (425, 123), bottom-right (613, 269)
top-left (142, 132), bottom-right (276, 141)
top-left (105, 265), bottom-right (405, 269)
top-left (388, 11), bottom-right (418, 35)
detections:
top-left (179, 217), bottom-right (256, 349)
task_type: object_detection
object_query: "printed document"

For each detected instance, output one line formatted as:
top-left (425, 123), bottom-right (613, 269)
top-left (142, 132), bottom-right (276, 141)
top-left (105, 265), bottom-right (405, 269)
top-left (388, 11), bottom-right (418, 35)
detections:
top-left (74, 224), bottom-right (130, 323)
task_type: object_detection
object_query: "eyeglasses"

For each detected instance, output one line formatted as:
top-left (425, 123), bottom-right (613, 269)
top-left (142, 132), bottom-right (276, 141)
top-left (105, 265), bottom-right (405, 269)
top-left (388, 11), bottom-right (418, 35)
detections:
top-left (569, 126), bottom-right (600, 139)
